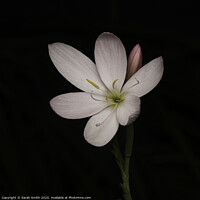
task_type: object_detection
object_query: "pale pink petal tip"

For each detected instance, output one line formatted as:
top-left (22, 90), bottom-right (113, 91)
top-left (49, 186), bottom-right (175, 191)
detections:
top-left (127, 44), bottom-right (142, 80)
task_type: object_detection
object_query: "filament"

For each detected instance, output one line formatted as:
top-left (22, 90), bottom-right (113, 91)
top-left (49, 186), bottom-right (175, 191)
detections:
top-left (96, 104), bottom-right (118, 127)
top-left (124, 78), bottom-right (139, 92)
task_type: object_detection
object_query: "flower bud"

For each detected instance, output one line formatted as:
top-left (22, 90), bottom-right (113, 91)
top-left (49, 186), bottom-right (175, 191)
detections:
top-left (126, 44), bottom-right (142, 80)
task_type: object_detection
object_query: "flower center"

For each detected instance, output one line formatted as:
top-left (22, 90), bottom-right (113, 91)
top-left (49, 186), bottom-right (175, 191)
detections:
top-left (86, 78), bottom-right (124, 126)
top-left (114, 97), bottom-right (121, 103)
top-left (86, 78), bottom-right (139, 127)
top-left (106, 92), bottom-right (124, 106)
top-left (86, 78), bottom-right (124, 105)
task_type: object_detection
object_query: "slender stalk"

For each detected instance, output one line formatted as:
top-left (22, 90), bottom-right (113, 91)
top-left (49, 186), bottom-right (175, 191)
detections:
top-left (122, 123), bottom-right (134, 200)
top-left (112, 124), bottom-right (134, 200)
top-left (125, 124), bottom-right (134, 174)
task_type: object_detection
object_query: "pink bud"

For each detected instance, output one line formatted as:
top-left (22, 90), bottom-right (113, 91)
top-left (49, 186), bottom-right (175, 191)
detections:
top-left (126, 44), bottom-right (142, 80)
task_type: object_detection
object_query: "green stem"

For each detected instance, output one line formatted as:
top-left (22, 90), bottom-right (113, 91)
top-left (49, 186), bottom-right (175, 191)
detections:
top-left (112, 124), bottom-right (134, 200)
top-left (125, 124), bottom-right (134, 175)
top-left (122, 124), bottom-right (134, 200)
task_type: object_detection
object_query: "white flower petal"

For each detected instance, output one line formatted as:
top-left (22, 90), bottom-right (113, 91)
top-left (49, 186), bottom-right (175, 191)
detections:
top-left (117, 94), bottom-right (141, 126)
top-left (48, 43), bottom-right (107, 95)
top-left (122, 57), bottom-right (164, 97)
top-left (84, 107), bottom-right (119, 147)
top-left (50, 92), bottom-right (108, 119)
top-left (95, 32), bottom-right (127, 91)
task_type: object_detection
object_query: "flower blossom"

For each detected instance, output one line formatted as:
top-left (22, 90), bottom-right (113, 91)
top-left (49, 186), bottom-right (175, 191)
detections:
top-left (48, 32), bottom-right (164, 147)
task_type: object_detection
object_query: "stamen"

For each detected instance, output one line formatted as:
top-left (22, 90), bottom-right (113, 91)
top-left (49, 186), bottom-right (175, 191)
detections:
top-left (96, 105), bottom-right (118, 127)
top-left (86, 78), bottom-right (109, 94)
top-left (86, 79), bottom-right (100, 89)
top-left (112, 79), bottom-right (118, 89)
top-left (90, 93), bottom-right (103, 101)
top-left (120, 78), bottom-right (140, 96)
top-left (90, 93), bottom-right (115, 105)
top-left (127, 78), bottom-right (139, 89)
top-left (111, 79), bottom-right (120, 96)
top-left (134, 78), bottom-right (139, 85)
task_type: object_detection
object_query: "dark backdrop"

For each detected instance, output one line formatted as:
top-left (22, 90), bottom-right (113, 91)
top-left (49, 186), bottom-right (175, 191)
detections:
top-left (0, 1), bottom-right (200, 199)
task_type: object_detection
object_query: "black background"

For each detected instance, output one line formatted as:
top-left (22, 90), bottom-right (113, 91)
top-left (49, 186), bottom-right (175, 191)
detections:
top-left (0, 0), bottom-right (200, 199)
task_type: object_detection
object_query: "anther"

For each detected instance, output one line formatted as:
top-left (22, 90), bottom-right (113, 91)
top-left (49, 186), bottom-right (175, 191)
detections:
top-left (112, 79), bottom-right (118, 89)
top-left (96, 123), bottom-right (101, 127)
top-left (86, 79), bottom-right (100, 89)
top-left (86, 78), bottom-right (108, 94)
